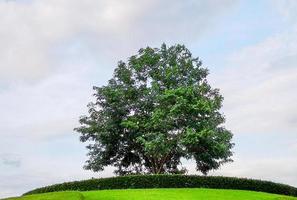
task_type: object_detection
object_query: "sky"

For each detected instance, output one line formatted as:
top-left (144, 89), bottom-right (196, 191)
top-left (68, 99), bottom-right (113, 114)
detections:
top-left (0, 0), bottom-right (297, 198)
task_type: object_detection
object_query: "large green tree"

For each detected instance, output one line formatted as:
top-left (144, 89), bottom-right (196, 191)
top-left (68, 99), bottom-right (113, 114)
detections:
top-left (75, 44), bottom-right (234, 175)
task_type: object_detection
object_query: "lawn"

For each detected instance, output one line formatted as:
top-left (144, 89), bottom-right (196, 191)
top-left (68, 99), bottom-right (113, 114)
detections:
top-left (3, 189), bottom-right (297, 200)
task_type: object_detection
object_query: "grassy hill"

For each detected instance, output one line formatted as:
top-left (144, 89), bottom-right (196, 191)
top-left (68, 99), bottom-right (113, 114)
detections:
top-left (5, 175), bottom-right (296, 200)
top-left (4, 189), bottom-right (297, 200)
top-left (22, 175), bottom-right (297, 197)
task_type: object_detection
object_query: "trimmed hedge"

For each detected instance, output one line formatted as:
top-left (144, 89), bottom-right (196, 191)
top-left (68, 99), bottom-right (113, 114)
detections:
top-left (23, 175), bottom-right (297, 197)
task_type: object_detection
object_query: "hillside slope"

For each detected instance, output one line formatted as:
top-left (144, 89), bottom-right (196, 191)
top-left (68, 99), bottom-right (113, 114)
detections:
top-left (23, 175), bottom-right (297, 197)
top-left (4, 189), bottom-right (297, 200)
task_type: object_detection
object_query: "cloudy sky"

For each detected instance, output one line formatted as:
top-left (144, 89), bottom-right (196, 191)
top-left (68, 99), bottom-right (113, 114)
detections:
top-left (1, 0), bottom-right (297, 198)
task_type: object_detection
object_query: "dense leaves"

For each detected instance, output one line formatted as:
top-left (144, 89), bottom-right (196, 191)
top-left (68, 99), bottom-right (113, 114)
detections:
top-left (75, 44), bottom-right (233, 175)
top-left (24, 175), bottom-right (297, 197)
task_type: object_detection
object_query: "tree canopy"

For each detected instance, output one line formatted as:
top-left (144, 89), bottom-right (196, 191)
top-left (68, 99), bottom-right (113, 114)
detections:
top-left (75, 44), bottom-right (234, 175)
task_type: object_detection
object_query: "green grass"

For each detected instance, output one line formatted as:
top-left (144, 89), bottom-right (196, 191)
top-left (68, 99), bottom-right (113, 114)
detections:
top-left (3, 192), bottom-right (83, 200)
top-left (4, 189), bottom-right (297, 200)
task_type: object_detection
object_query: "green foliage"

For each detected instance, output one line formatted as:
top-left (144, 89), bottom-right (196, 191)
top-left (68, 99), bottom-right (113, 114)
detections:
top-left (23, 175), bottom-right (297, 197)
top-left (75, 43), bottom-right (234, 175)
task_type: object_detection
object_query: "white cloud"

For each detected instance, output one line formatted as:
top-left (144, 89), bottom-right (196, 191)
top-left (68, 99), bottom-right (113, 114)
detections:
top-left (0, 0), bottom-right (236, 82)
top-left (211, 156), bottom-right (297, 187)
top-left (272, 0), bottom-right (297, 24)
top-left (0, 68), bottom-right (91, 139)
top-left (212, 29), bottom-right (297, 135)
top-left (0, 0), bottom-right (144, 81)
top-left (0, 153), bottom-right (21, 168)
top-left (0, 147), bottom-right (111, 197)
top-left (204, 9), bottom-right (297, 189)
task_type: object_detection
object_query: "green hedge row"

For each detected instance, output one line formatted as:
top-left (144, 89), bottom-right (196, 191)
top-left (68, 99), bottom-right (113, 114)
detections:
top-left (23, 175), bottom-right (297, 197)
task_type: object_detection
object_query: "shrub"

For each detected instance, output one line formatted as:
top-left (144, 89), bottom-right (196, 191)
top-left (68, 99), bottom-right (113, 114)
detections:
top-left (23, 175), bottom-right (297, 197)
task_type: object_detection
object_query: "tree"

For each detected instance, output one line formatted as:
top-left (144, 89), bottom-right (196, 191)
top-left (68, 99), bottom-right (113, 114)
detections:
top-left (75, 44), bottom-right (234, 175)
